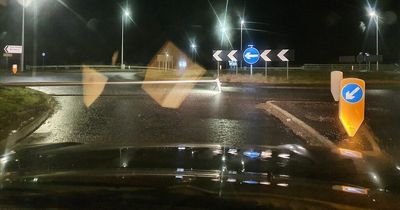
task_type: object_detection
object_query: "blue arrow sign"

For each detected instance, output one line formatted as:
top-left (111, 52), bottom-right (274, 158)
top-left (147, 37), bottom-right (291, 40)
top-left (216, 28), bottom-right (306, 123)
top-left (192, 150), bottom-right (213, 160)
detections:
top-left (243, 47), bottom-right (260, 65)
top-left (341, 83), bottom-right (363, 104)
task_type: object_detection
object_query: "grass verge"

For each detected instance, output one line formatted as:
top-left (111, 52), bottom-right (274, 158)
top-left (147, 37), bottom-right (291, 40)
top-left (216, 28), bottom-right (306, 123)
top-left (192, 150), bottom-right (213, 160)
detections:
top-left (220, 71), bottom-right (400, 86)
top-left (0, 87), bottom-right (55, 140)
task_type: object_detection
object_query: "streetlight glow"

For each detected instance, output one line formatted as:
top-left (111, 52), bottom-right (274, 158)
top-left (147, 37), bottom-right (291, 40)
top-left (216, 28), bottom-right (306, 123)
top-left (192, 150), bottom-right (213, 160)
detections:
top-left (369, 11), bottom-right (377, 17)
top-left (121, 6), bottom-right (132, 69)
top-left (221, 26), bottom-right (227, 33)
top-left (241, 19), bottom-right (245, 25)
top-left (124, 9), bottom-right (130, 17)
top-left (366, 7), bottom-right (380, 71)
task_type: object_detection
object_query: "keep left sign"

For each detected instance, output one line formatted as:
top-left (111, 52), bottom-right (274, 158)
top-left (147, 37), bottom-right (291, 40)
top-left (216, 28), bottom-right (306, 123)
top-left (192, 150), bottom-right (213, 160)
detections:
top-left (339, 78), bottom-right (365, 137)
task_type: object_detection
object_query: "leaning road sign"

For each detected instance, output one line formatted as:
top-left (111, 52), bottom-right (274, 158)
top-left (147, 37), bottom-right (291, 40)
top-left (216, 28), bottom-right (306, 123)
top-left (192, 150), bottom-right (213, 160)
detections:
top-left (339, 78), bottom-right (365, 137)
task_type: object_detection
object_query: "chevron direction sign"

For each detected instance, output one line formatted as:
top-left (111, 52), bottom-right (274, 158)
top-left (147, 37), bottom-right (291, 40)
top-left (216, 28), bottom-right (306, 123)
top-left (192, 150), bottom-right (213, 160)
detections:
top-left (213, 49), bottom-right (294, 63)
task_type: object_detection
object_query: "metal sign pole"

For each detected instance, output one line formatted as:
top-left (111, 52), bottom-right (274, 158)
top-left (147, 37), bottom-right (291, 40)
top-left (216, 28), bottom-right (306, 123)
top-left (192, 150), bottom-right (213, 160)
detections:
top-left (236, 64), bottom-right (238, 75)
top-left (265, 62), bottom-right (268, 77)
top-left (286, 61), bottom-right (289, 80)
top-left (217, 61), bottom-right (220, 78)
top-left (250, 65), bottom-right (253, 76)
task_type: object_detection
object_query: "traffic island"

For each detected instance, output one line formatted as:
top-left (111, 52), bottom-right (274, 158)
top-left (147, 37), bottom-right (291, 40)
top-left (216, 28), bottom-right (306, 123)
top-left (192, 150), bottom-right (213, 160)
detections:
top-left (0, 87), bottom-right (56, 146)
top-left (258, 101), bottom-right (382, 156)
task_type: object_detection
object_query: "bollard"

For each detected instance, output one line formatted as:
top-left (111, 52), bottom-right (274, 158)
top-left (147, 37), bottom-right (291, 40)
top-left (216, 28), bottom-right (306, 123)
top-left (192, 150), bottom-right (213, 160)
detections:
top-left (12, 64), bottom-right (18, 75)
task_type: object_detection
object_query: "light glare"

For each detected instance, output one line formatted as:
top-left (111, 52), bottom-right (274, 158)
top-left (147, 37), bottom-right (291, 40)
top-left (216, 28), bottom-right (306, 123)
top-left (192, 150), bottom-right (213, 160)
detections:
top-left (369, 11), bottom-right (376, 17)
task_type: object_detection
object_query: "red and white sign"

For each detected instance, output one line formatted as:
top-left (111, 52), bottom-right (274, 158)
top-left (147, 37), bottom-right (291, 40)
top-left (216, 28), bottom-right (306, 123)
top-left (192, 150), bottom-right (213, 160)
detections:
top-left (4, 45), bottom-right (22, 54)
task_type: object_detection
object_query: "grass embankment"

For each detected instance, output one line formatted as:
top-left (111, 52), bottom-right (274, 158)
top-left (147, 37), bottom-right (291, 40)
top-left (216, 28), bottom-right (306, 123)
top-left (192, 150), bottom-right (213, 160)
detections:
top-left (220, 70), bottom-right (400, 86)
top-left (0, 87), bottom-right (54, 140)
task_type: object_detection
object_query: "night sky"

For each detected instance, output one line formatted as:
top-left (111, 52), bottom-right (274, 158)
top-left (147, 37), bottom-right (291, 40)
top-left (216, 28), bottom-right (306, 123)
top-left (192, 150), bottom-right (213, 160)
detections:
top-left (0, 0), bottom-right (399, 68)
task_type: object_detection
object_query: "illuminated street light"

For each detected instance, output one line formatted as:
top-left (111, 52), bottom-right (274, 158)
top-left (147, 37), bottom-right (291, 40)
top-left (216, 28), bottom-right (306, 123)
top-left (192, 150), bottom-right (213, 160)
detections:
top-left (21, 0), bottom-right (26, 72)
top-left (367, 9), bottom-right (379, 71)
top-left (18, 0), bottom-right (40, 72)
top-left (41, 52), bottom-right (46, 70)
top-left (240, 19), bottom-right (245, 69)
top-left (124, 10), bottom-right (130, 17)
top-left (221, 26), bottom-right (227, 33)
top-left (369, 11), bottom-right (377, 18)
top-left (121, 7), bottom-right (131, 69)
top-left (190, 43), bottom-right (197, 63)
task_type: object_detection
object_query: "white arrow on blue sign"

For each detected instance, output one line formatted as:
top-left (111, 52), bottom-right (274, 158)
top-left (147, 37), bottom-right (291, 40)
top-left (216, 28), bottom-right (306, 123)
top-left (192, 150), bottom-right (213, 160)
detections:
top-left (243, 47), bottom-right (260, 65)
top-left (341, 83), bottom-right (363, 104)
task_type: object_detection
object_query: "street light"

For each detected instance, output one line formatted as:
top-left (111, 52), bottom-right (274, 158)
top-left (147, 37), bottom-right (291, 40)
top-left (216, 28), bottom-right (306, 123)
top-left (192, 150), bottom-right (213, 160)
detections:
top-left (368, 9), bottom-right (379, 71)
top-left (121, 8), bottom-right (131, 69)
top-left (21, 0), bottom-right (26, 72)
top-left (240, 19), bottom-right (245, 69)
top-left (190, 43), bottom-right (197, 63)
top-left (41, 52), bottom-right (46, 70)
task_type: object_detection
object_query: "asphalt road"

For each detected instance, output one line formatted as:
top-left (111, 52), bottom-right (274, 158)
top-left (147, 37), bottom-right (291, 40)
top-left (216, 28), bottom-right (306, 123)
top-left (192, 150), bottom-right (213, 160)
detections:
top-left (1, 71), bottom-right (400, 162)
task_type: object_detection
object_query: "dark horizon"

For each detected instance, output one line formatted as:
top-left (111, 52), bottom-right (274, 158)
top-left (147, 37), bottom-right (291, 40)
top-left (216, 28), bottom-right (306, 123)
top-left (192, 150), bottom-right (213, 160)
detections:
top-left (0, 0), bottom-right (399, 68)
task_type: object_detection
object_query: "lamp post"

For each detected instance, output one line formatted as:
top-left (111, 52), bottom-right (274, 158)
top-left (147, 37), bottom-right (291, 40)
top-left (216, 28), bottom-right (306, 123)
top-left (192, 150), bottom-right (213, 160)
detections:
top-left (191, 43), bottom-right (197, 64)
top-left (21, 0), bottom-right (26, 72)
top-left (369, 10), bottom-right (379, 71)
top-left (240, 19), bottom-right (244, 69)
top-left (41, 52), bottom-right (46, 70)
top-left (121, 9), bottom-right (130, 69)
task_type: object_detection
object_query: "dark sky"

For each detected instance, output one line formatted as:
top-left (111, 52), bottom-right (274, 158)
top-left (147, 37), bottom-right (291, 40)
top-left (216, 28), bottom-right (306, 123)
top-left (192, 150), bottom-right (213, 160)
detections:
top-left (0, 0), bottom-right (399, 68)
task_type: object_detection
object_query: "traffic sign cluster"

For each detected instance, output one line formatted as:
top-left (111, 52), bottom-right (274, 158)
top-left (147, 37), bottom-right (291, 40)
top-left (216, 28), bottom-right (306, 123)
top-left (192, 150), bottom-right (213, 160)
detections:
top-left (213, 48), bottom-right (294, 63)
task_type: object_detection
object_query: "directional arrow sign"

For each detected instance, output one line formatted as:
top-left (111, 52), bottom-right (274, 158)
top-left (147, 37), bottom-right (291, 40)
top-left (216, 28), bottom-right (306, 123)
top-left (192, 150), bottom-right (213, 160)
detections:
top-left (227, 50), bottom-right (238, 61)
top-left (277, 49), bottom-right (289, 62)
top-left (4, 45), bottom-right (22, 54)
top-left (243, 47), bottom-right (260, 65)
top-left (339, 78), bottom-right (365, 137)
top-left (260, 50), bottom-right (271, 62)
top-left (213, 50), bottom-right (223, 62)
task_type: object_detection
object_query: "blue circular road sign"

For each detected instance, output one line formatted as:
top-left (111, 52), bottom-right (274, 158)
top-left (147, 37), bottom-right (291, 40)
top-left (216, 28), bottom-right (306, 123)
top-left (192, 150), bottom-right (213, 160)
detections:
top-left (341, 83), bottom-right (363, 104)
top-left (243, 47), bottom-right (260, 65)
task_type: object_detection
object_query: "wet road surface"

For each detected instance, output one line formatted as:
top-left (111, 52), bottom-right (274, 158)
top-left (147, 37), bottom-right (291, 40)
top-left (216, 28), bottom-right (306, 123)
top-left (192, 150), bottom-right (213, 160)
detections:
top-left (2, 72), bottom-right (400, 162)
top-left (22, 84), bottom-right (304, 147)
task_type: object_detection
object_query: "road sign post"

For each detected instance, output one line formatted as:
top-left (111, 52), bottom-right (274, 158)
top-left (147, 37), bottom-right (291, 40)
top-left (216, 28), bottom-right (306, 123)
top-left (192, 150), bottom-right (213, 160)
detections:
top-left (217, 61), bottom-right (220, 78)
top-left (243, 46), bottom-right (260, 76)
top-left (227, 50), bottom-right (238, 75)
top-left (286, 61), bottom-right (289, 80)
top-left (3, 53), bottom-right (12, 70)
top-left (277, 49), bottom-right (290, 80)
top-left (260, 50), bottom-right (271, 77)
top-left (339, 78), bottom-right (365, 137)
